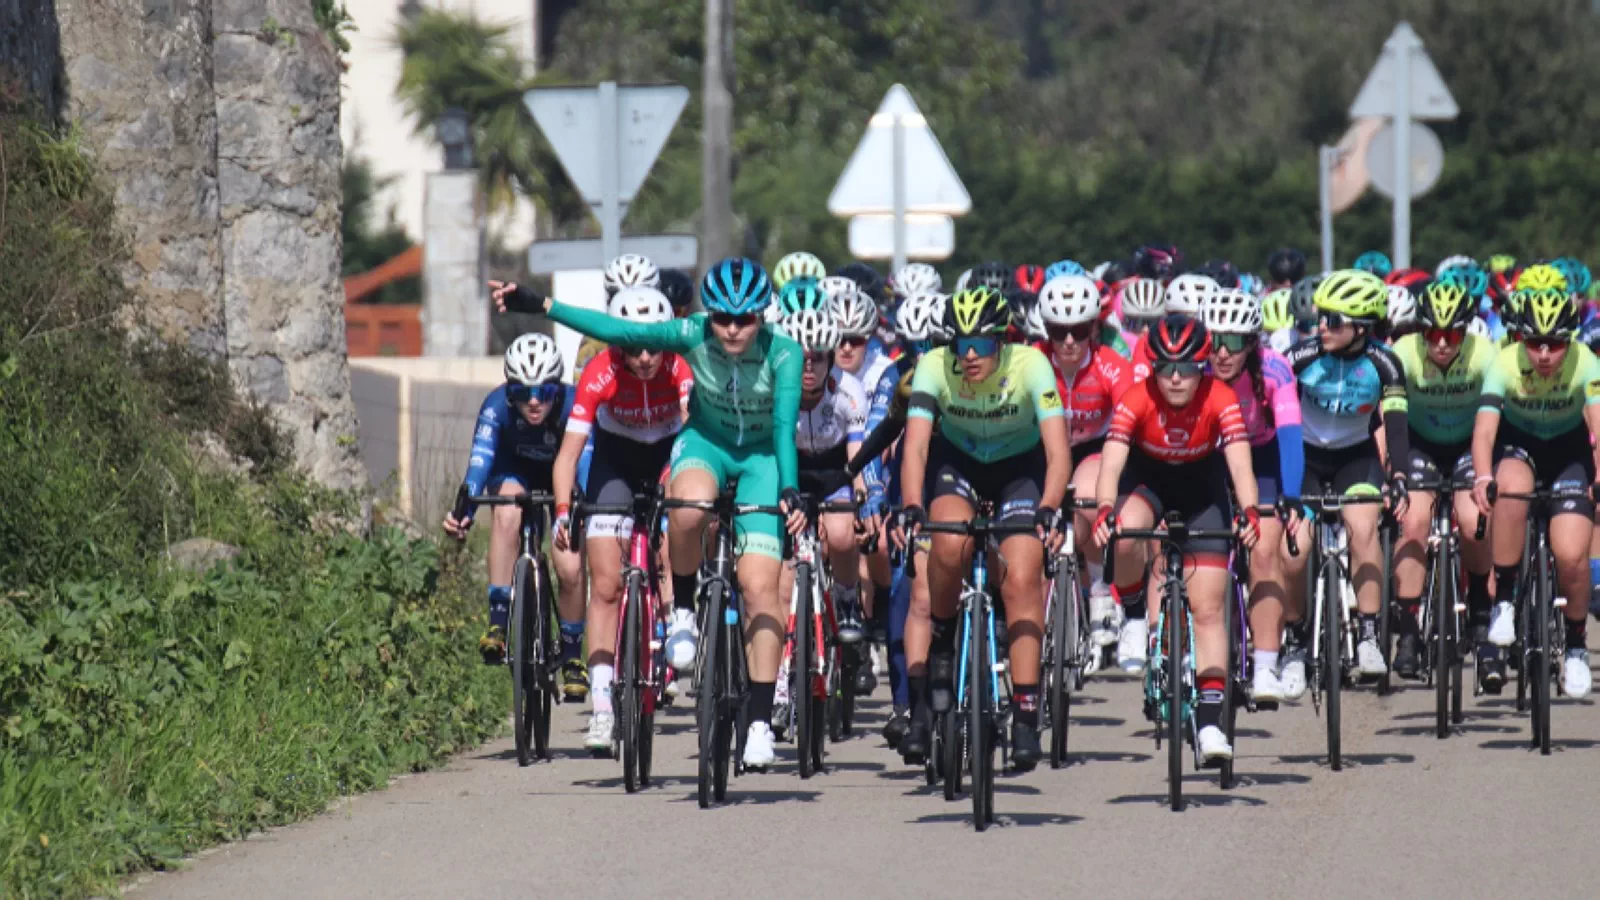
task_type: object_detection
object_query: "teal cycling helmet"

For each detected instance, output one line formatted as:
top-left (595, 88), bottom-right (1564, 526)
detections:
top-left (700, 257), bottom-right (773, 315)
top-left (1044, 259), bottom-right (1086, 281)
top-left (1353, 250), bottom-right (1393, 278)
top-left (1438, 263), bottom-right (1489, 299)
top-left (1552, 256), bottom-right (1592, 297)
top-left (775, 277), bottom-right (829, 318)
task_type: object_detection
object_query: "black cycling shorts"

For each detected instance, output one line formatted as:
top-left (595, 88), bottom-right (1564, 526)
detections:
top-left (926, 434), bottom-right (1044, 527)
top-left (1070, 434), bottom-right (1107, 467)
top-left (584, 432), bottom-right (673, 539)
top-left (1116, 452), bottom-right (1233, 562)
top-left (1302, 443), bottom-right (1385, 498)
top-left (1404, 433), bottom-right (1472, 489)
top-left (1491, 424), bottom-right (1595, 518)
top-left (1250, 442), bottom-right (1280, 506)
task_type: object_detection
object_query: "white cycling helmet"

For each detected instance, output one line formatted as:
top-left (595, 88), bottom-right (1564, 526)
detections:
top-left (1164, 273), bottom-right (1219, 315)
top-left (1202, 287), bottom-right (1263, 335)
top-left (773, 251), bottom-right (826, 288)
top-left (818, 275), bottom-right (861, 304)
top-left (1090, 261), bottom-right (1113, 282)
top-left (779, 307), bottom-right (841, 352)
top-left (1039, 275), bottom-right (1101, 326)
top-left (952, 268), bottom-right (973, 293)
top-left (1023, 303), bottom-right (1048, 341)
top-left (1467, 316), bottom-right (1492, 340)
top-left (1120, 277), bottom-right (1166, 319)
top-left (504, 333), bottom-right (564, 385)
top-left (894, 263), bottom-right (942, 297)
top-left (1387, 284), bottom-right (1418, 326)
top-left (603, 253), bottom-right (660, 295)
top-left (896, 292), bottom-right (949, 343)
top-left (830, 289), bottom-right (879, 338)
top-left (608, 286), bottom-right (673, 324)
top-left (1434, 254), bottom-right (1477, 278)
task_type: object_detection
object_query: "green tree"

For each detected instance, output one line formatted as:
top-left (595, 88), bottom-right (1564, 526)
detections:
top-left (341, 152), bottom-right (421, 304)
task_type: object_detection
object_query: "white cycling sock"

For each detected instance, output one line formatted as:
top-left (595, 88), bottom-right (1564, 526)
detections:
top-left (1253, 649), bottom-right (1280, 676)
top-left (591, 663), bottom-right (614, 713)
top-left (1087, 561), bottom-right (1105, 589)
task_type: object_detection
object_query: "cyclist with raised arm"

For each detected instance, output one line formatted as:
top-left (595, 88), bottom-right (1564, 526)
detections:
top-left (1034, 274), bottom-right (1135, 650)
top-left (895, 285), bottom-right (1071, 771)
top-left (1093, 314), bottom-right (1262, 761)
top-left (1281, 270), bottom-right (1413, 679)
top-left (491, 258), bottom-right (807, 769)
top-left (1200, 288), bottom-right (1309, 702)
top-left (1470, 286), bottom-right (1600, 699)
top-left (1388, 281), bottom-right (1497, 685)
top-left (442, 335), bottom-right (588, 697)
top-left (576, 254), bottom-right (662, 372)
top-left (550, 287), bottom-right (693, 751)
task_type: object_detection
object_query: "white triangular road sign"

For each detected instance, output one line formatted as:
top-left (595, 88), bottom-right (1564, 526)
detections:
top-left (525, 84), bottom-right (689, 207)
top-left (1348, 22), bottom-right (1458, 120)
top-left (828, 85), bottom-right (971, 217)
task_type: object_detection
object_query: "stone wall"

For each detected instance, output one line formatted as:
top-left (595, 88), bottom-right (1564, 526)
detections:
top-left (0, 0), bottom-right (63, 119)
top-left (16, 0), bottom-right (365, 490)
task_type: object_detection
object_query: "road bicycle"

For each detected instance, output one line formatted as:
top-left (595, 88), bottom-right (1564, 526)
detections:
top-left (457, 488), bottom-right (559, 767)
top-left (1043, 494), bottom-right (1101, 769)
top-left (1409, 476), bottom-right (1485, 739)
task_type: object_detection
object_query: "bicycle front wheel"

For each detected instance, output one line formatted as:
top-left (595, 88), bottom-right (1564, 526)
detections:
top-left (510, 556), bottom-right (536, 767)
top-left (1430, 550), bottom-right (1450, 739)
top-left (1166, 576), bottom-right (1185, 812)
top-left (794, 563), bottom-right (816, 778)
top-left (970, 599), bottom-right (994, 830)
top-left (697, 580), bottom-right (726, 808)
top-left (1048, 567), bottom-right (1073, 769)
top-left (620, 569), bottom-right (644, 791)
top-left (1532, 544), bottom-right (1553, 755)
top-left (1323, 560), bottom-right (1343, 771)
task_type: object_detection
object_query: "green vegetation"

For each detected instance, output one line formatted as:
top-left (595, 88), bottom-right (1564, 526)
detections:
top-left (342, 150), bottom-right (421, 303)
top-left (0, 104), bottom-right (502, 897)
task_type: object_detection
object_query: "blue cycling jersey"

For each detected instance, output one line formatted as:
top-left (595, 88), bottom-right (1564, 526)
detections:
top-left (1285, 337), bottom-right (1410, 453)
top-left (861, 355), bottom-right (917, 499)
top-left (460, 383), bottom-right (576, 506)
top-left (1579, 315), bottom-right (1600, 354)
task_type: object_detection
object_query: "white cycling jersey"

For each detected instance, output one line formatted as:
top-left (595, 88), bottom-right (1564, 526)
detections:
top-left (796, 369), bottom-right (869, 454)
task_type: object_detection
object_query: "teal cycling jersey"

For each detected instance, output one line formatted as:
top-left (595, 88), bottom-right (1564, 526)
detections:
top-left (544, 303), bottom-right (803, 491)
top-left (906, 343), bottom-right (1064, 462)
top-left (1479, 341), bottom-right (1600, 440)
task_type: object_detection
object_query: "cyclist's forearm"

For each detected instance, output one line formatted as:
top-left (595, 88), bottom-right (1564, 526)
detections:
top-left (1276, 425), bottom-right (1305, 496)
top-left (1038, 418), bottom-right (1071, 509)
top-left (1223, 441), bottom-right (1259, 510)
top-left (847, 411), bottom-right (907, 479)
top-left (547, 301), bottom-right (688, 351)
top-left (1470, 409), bottom-right (1499, 483)
top-left (552, 430), bottom-right (586, 513)
top-left (1096, 440), bottom-right (1130, 510)
top-left (1380, 408), bottom-right (1411, 477)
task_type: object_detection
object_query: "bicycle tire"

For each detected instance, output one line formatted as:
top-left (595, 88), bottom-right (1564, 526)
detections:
top-left (943, 675), bottom-right (963, 801)
top-left (620, 569), bottom-right (644, 791)
top-left (1048, 567), bottom-right (1071, 769)
top-left (534, 559), bottom-right (557, 758)
top-left (971, 596), bottom-right (993, 830)
top-left (1166, 574), bottom-right (1185, 812)
top-left (1378, 523), bottom-right (1394, 696)
top-left (926, 711), bottom-right (942, 787)
top-left (510, 556), bottom-right (534, 767)
top-left (794, 562), bottom-right (816, 778)
top-left (1533, 543), bottom-right (1552, 755)
top-left (1323, 558), bottom-right (1343, 772)
top-left (1220, 574), bottom-right (1237, 790)
top-left (1448, 557), bottom-right (1464, 726)
top-left (1431, 547), bottom-right (1450, 739)
top-left (697, 580), bottom-right (726, 808)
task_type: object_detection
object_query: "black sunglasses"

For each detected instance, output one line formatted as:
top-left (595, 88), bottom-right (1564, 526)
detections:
top-left (710, 312), bottom-right (759, 329)
top-left (1045, 322), bottom-right (1096, 343)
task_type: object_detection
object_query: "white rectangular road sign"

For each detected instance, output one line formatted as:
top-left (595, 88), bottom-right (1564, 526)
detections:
top-left (1348, 23), bottom-right (1458, 120)
top-left (524, 84), bottom-right (690, 209)
top-left (828, 84), bottom-right (970, 217)
top-left (848, 215), bottom-right (955, 261)
top-left (528, 234), bottom-right (699, 274)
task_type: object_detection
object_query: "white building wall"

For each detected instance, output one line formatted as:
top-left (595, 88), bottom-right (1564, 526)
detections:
top-left (339, 0), bottom-right (539, 250)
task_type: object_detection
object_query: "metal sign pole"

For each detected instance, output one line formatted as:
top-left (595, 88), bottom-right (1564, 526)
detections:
top-left (598, 81), bottom-right (622, 265)
top-left (892, 113), bottom-right (907, 276)
top-left (1392, 39), bottom-right (1412, 268)
top-left (1319, 146), bottom-right (1336, 273)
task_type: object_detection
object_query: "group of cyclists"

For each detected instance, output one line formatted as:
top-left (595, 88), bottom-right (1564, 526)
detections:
top-left (447, 241), bottom-right (1600, 779)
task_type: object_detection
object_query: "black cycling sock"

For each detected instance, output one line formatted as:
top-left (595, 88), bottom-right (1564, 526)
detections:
top-left (909, 675), bottom-right (929, 710)
top-left (672, 573), bottom-right (698, 613)
top-left (930, 615), bottom-right (957, 656)
top-left (1286, 619), bottom-right (1310, 649)
top-left (1494, 565), bottom-right (1519, 606)
top-left (1396, 597), bottom-right (1422, 637)
top-left (1012, 684), bottom-right (1040, 728)
top-left (748, 680), bottom-right (776, 725)
top-left (1196, 689), bottom-right (1225, 731)
top-left (1467, 572), bottom-right (1492, 627)
top-left (1565, 617), bottom-right (1588, 652)
top-left (1120, 586), bottom-right (1148, 621)
top-left (871, 583), bottom-right (892, 628)
top-left (1358, 612), bottom-right (1380, 641)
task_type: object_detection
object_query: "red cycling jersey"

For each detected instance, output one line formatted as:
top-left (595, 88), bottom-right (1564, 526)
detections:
top-left (1107, 377), bottom-right (1248, 464)
top-left (1034, 341), bottom-right (1134, 446)
top-left (1129, 331), bottom-right (1154, 384)
top-left (568, 347), bottom-right (694, 444)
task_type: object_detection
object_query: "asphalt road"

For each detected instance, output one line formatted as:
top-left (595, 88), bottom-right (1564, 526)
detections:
top-left (135, 652), bottom-right (1600, 900)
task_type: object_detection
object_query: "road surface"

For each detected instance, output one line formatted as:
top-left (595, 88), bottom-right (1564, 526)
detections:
top-left (135, 660), bottom-right (1599, 899)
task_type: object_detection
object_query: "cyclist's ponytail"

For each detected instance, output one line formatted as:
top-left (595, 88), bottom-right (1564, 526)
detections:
top-left (1244, 344), bottom-right (1273, 431)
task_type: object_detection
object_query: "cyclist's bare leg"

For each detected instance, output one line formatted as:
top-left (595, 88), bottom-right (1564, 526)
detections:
top-left (1248, 516), bottom-right (1287, 652)
top-left (1071, 458), bottom-right (1102, 573)
top-left (926, 495), bottom-right (978, 619)
top-left (998, 533), bottom-right (1045, 684)
top-left (1489, 458), bottom-right (1533, 568)
top-left (488, 480), bottom-right (524, 585)
top-left (666, 468), bottom-right (717, 579)
top-left (1551, 513), bottom-right (1594, 624)
top-left (738, 551), bottom-right (785, 682)
top-left (1151, 562), bottom-right (1230, 680)
top-left (905, 544), bottom-right (932, 676)
top-left (1108, 493), bottom-right (1155, 601)
top-left (585, 535), bottom-right (628, 669)
top-left (822, 510), bottom-right (860, 593)
top-left (1343, 502), bottom-right (1383, 616)
top-left (1394, 489), bottom-right (1435, 602)
top-left (1280, 515), bottom-right (1312, 624)
top-left (551, 538), bottom-right (585, 627)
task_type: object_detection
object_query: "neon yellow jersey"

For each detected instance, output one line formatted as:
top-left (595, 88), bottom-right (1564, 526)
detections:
top-left (907, 343), bottom-right (1064, 462)
top-left (1479, 341), bottom-right (1600, 440)
top-left (1392, 332), bottom-right (1495, 445)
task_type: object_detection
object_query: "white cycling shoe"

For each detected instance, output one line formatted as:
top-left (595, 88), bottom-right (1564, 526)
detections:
top-left (1279, 653), bottom-right (1309, 701)
top-left (743, 721), bottom-right (777, 768)
top-left (1118, 618), bottom-right (1149, 674)
top-left (665, 608), bottom-right (699, 671)
top-left (1488, 601), bottom-right (1517, 647)
top-left (1563, 649), bottom-right (1592, 699)
top-left (1251, 667), bottom-right (1286, 704)
top-left (1356, 638), bottom-right (1388, 676)
top-left (584, 711), bottom-right (615, 752)
top-left (1089, 584), bottom-right (1122, 647)
top-left (1197, 725), bottom-right (1233, 762)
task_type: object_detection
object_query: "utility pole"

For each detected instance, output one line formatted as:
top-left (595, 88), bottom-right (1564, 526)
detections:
top-left (701, 0), bottom-right (735, 270)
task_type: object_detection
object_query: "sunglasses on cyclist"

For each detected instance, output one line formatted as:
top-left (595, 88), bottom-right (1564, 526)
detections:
top-left (904, 338), bottom-right (934, 357)
top-left (1423, 327), bottom-right (1466, 346)
top-left (620, 345), bottom-right (658, 360)
top-left (1525, 335), bottom-right (1570, 352)
top-left (709, 312), bottom-right (759, 329)
top-left (1153, 361), bottom-right (1205, 378)
top-left (1214, 333), bottom-right (1256, 354)
top-left (1045, 322), bottom-right (1096, 344)
top-left (1317, 310), bottom-right (1368, 330)
top-left (838, 335), bottom-right (870, 349)
top-left (507, 381), bottom-right (563, 406)
top-left (803, 351), bottom-right (832, 366)
top-left (954, 336), bottom-right (1000, 358)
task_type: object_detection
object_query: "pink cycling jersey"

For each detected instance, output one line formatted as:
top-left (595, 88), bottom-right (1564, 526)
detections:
top-left (1228, 347), bottom-right (1302, 448)
top-left (568, 347), bottom-right (694, 445)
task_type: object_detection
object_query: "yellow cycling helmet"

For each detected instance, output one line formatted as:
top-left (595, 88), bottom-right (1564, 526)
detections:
top-left (945, 285), bottom-right (1011, 337)
top-left (1487, 254), bottom-right (1517, 275)
top-left (1312, 269), bottom-right (1387, 320)
top-left (1261, 288), bottom-right (1293, 332)
top-left (772, 251), bottom-right (826, 289)
top-left (1521, 288), bottom-right (1578, 337)
top-left (1515, 263), bottom-right (1568, 294)
top-left (1418, 281), bottom-right (1473, 330)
